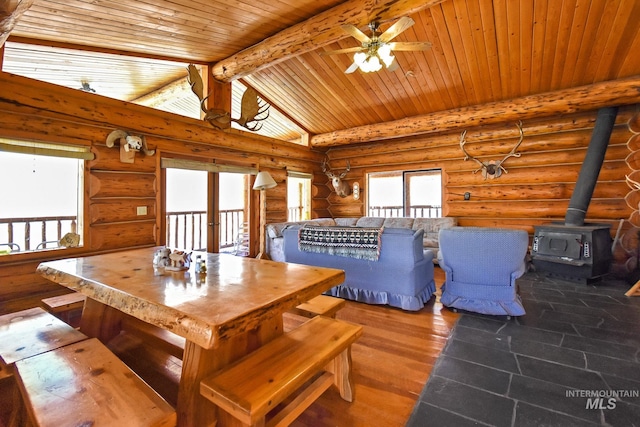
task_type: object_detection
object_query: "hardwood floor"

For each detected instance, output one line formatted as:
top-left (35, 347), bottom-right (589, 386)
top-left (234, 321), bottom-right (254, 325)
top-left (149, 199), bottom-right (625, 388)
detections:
top-left (293, 300), bottom-right (457, 425)
top-left (0, 269), bottom-right (456, 427)
top-left (289, 268), bottom-right (457, 426)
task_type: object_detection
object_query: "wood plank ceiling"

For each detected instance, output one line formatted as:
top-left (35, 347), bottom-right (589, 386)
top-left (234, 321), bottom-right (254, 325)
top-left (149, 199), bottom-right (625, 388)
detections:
top-left (3, 0), bottom-right (640, 146)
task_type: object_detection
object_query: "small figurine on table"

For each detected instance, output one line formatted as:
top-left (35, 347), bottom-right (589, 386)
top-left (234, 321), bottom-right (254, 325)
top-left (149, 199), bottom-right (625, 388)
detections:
top-left (153, 247), bottom-right (171, 267)
top-left (167, 250), bottom-right (192, 271)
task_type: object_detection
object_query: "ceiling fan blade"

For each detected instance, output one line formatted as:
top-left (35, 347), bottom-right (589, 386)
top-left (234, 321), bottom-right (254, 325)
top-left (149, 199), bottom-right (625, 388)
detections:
top-left (345, 61), bottom-right (360, 74)
top-left (379, 16), bottom-right (415, 43)
top-left (387, 41), bottom-right (432, 51)
top-left (319, 46), bottom-right (365, 56)
top-left (341, 24), bottom-right (371, 43)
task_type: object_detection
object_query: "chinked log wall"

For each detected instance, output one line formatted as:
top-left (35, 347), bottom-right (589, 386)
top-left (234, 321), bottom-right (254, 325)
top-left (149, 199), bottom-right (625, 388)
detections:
top-left (319, 106), bottom-right (639, 278)
top-left (0, 72), bottom-right (317, 314)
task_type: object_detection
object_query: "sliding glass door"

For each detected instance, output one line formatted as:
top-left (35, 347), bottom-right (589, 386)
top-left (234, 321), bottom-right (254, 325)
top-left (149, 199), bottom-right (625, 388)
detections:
top-left (163, 159), bottom-right (254, 254)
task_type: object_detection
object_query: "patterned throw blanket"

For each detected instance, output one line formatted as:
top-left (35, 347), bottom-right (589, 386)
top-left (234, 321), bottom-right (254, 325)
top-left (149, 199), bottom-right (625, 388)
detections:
top-left (298, 225), bottom-right (383, 261)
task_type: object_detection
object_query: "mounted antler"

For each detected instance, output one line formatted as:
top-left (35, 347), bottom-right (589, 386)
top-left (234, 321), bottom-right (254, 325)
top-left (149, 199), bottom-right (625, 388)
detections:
top-left (235, 87), bottom-right (270, 131)
top-left (322, 158), bottom-right (352, 197)
top-left (460, 121), bottom-right (524, 179)
top-left (626, 174), bottom-right (640, 190)
top-left (187, 64), bottom-right (270, 131)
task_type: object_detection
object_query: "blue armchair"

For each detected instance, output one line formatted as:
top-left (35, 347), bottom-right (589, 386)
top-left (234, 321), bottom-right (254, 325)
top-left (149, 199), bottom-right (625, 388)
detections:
top-left (438, 227), bottom-right (529, 316)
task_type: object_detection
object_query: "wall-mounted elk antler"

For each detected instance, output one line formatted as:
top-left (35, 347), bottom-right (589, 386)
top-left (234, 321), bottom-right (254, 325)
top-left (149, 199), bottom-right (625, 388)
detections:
top-left (626, 174), bottom-right (640, 191)
top-left (187, 64), bottom-right (269, 131)
top-left (322, 158), bottom-right (352, 197)
top-left (460, 121), bottom-right (524, 179)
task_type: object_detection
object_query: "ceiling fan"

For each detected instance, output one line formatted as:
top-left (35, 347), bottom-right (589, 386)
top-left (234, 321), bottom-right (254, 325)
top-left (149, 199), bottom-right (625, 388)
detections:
top-left (321, 16), bottom-right (432, 74)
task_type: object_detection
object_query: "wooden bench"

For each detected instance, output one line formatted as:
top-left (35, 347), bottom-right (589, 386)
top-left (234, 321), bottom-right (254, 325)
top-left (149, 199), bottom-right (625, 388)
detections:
top-left (289, 295), bottom-right (345, 319)
top-left (40, 292), bottom-right (86, 327)
top-left (200, 315), bottom-right (363, 427)
top-left (0, 307), bottom-right (88, 426)
top-left (13, 337), bottom-right (177, 427)
top-left (0, 307), bottom-right (88, 369)
top-left (121, 315), bottom-right (186, 360)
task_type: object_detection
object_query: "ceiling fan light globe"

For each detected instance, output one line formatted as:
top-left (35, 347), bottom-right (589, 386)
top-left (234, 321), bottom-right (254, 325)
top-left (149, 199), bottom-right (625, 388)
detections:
top-left (354, 51), bottom-right (367, 66)
top-left (377, 44), bottom-right (395, 68)
top-left (378, 43), bottom-right (392, 58)
top-left (381, 53), bottom-right (395, 67)
top-left (360, 56), bottom-right (382, 73)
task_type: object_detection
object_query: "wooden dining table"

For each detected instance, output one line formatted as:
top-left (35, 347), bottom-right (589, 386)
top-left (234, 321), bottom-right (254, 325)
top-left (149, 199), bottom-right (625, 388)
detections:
top-left (37, 246), bottom-right (345, 427)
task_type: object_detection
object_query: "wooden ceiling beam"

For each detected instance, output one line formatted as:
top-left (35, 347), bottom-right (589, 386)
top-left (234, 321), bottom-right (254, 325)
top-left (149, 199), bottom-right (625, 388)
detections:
top-left (1, 0), bottom-right (34, 47)
top-left (310, 75), bottom-right (640, 147)
top-left (212, 0), bottom-right (446, 83)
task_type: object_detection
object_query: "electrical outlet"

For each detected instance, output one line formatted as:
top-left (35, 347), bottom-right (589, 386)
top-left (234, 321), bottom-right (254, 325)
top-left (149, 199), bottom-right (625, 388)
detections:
top-left (136, 206), bottom-right (148, 216)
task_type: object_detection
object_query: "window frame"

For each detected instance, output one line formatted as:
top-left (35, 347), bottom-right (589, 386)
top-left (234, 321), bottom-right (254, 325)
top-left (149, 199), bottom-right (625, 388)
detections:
top-left (287, 171), bottom-right (312, 222)
top-left (0, 138), bottom-right (91, 262)
top-left (366, 168), bottom-right (443, 218)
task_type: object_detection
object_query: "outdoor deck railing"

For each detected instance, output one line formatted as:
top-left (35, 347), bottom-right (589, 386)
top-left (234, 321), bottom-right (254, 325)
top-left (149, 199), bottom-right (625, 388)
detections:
top-left (166, 209), bottom-right (244, 252)
top-left (288, 206), bottom-right (304, 222)
top-left (0, 210), bottom-right (245, 254)
top-left (0, 215), bottom-right (77, 252)
top-left (368, 205), bottom-right (442, 218)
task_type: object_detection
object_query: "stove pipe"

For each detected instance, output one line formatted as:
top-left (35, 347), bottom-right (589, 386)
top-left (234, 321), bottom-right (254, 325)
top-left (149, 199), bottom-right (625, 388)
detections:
top-left (564, 106), bottom-right (618, 226)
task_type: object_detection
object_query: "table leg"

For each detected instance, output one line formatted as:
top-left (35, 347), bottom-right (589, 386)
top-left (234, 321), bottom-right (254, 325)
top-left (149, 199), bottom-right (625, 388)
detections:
top-left (79, 298), bottom-right (124, 344)
top-left (176, 315), bottom-right (283, 427)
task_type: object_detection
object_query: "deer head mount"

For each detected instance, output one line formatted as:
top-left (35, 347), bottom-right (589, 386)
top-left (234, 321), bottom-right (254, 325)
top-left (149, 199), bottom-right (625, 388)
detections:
top-left (187, 64), bottom-right (270, 131)
top-left (322, 159), bottom-right (351, 197)
top-left (460, 121), bottom-right (524, 179)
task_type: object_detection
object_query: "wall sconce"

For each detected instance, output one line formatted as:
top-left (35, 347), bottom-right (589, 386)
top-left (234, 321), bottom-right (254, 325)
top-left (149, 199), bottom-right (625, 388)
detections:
top-left (253, 171), bottom-right (277, 260)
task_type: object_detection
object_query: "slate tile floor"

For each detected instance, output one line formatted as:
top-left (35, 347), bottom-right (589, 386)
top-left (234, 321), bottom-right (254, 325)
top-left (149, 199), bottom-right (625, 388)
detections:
top-left (407, 272), bottom-right (640, 427)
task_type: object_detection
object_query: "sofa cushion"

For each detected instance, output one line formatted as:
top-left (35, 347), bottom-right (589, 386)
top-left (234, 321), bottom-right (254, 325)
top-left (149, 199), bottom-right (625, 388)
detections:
top-left (306, 218), bottom-right (336, 227)
top-left (383, 218), bottom-right (414, 229)
top-left (334, 217), bottom-right (359, 227)
top-left (355, 217), bottom-right (385, 228)
top-left (266, 218), bottom-right (335, 238)
top-left (412, 217), bottom-right (457, 248)
top-left (266, 222), bottom-right (294, 239)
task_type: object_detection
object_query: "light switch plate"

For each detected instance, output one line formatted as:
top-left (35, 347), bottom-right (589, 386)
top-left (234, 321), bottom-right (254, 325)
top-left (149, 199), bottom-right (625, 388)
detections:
top-left (136, 206), bottom-right (148, 216)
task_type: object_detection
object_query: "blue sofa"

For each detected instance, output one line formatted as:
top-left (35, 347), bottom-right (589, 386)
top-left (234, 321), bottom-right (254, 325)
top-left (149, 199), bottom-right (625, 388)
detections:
top-left (438, 227), bottom-right (529, 316)
top-left (282, 226), bottom-right (436, 311)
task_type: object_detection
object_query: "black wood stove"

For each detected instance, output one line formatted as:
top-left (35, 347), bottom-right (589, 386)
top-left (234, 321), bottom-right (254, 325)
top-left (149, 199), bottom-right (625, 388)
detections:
top-left (531, 107), bottom-right (617, 284)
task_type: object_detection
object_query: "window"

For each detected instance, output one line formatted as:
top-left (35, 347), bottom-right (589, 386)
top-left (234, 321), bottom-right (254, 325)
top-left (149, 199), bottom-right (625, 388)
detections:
top-left (287, 172), bottom-right (312, 221)
top-left (165, 168), bottom-right (208, 251)
top-left (0, 139), bottom-right (91, 254)
top-left (367, 169), bottom-right (442, 218)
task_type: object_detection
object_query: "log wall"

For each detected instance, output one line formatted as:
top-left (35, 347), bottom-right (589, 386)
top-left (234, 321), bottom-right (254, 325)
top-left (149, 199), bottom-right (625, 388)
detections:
top-left (0, 72), bottom-right (321, 314)
top-left (320, 106), bottom-right (639, 278)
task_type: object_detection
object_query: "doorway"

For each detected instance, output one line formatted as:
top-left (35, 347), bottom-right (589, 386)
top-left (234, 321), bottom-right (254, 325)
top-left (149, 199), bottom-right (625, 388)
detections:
top-left (163, 160), bottom-right (253, 254)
